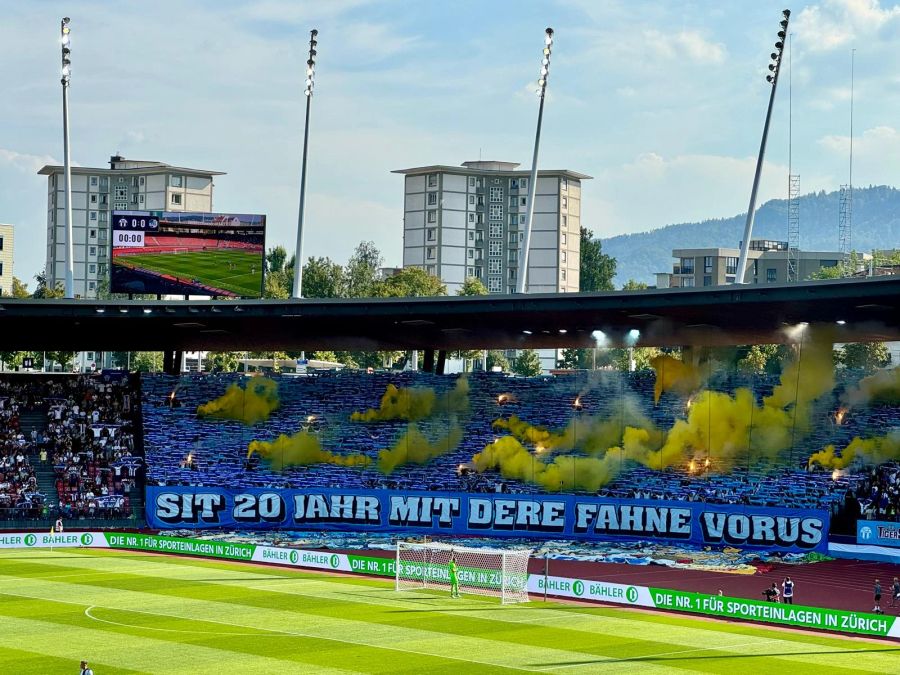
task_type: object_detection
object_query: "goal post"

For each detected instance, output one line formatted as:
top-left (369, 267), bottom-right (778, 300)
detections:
top-left (395, 541), bottom-right (531, 604)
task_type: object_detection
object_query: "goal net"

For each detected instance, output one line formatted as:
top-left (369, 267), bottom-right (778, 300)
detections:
top-left (395, 541), bottom-right (531, 604)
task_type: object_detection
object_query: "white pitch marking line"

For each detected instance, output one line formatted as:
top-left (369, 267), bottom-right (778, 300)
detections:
top-left (84, 605), bottom-right (266, 636)
top-left (0, 590), bottom-right (536, 673)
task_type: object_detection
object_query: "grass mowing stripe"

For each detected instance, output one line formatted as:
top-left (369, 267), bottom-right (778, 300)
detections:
top-left (0, 646), bottom-right (142, 675)
top-left (1, 550), bottom-right (897, 674)
top-left (0, 611), bottom-right (353, 675)
top-left (11, 551), bottom-right (887, 672)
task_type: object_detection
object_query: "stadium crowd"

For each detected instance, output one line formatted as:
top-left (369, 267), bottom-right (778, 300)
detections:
top-left (0, 374), bottom-right (142, 521)
top-left (849, 463), bottom-right (900, 522)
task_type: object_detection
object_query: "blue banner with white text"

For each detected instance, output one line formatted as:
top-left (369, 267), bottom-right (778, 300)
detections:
top-left (857, 520), bottom-right (900, 548)
top-left (146, 487), bottom-right (829, 553)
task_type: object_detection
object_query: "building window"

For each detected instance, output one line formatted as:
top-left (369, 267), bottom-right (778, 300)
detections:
top-left (90, 194), bottom-right (98, 204)
top-left (520, 178), bottom-right (528, 190)
top-left (427, 192), bottom-right (437, 206)
top-left (476, 196), bottom-right (485, 207)
top-left (427, 174), bottom-right (438, 187)
top-left (474, 267), bottom-right (482, 278)
top-left (475, 178), bottom-right (483, 188)
top-left (468, 249), bottom-right (474, 259)
top-left (493, 178), bottom-right (501, 184)
top-left (131, 195), bottom-right (138, 204)
top-left (467, 231), bottom-right (475, 242)
top-left (426, 247), bottom-right (436, 260)
top-left (170, 175), bottom-right (183, 187)
top-left (683, 277), bottom-right (695, 287)
top-left (488, 277), bottom-right (502, 292)
top-left (508, 250), bottom-right (518, 262)
top-left (509, 195), bottom-right (517, 207)
top-left (114, 187), bottom-right (127, 198)
top-left (508, 232), bottom-right (517, 244)
top-left (561, 269), bottom-right (567, 281)
top-left (469, 195), bottom-right (475, 205)
top-left (467, 266), bottom-right (475, 277)
top-left (509, 179), bottom-right (519, 189)
top-left (0, 262), bottom-right (3, 276)
top-left (561, 196), bottom-right (568, 210)
top-left (117, 177), bottom-right (125, 184)
top-left (508, 268), bottom-right (517, 280)
top-left (561, 232), bottom-right (567, 246)
top-left (171, 193), bottom-right (182, 205)
top-left (114, 201), bottom-right (126, 210)
top-left (132, 176), bottom-right (139, 187)
top-left (139, 176), bottom-right (145, 186)
top-left (468, 177), bottom-right (475, 187)
top-left (509, 214), bottom-right (517, 225)
top-left (489, 223), bottom-right (502, 238)
top-left (88, 264), bottom-right (96, 274)
top-left (489, 260), bottom-right (501, 273)
top-left (725, 256), bottom-right (738, 275)
top-left (725, 275), bottom-right (735, 284)
top-left (468, 213), bottom-right (475, 223)
top-left (561, 176), bottom-right (568, 191)
top-left (766, 268), bottom-right (777, 283)
top-left (90, 176), bottom-right (98, 187)
top-left (100, 195), bottom-right (108, 205)
top-left (489, 205), bottom-right (502, 220)
top-left (519, 196), bottom-right (527, 206)
top-left (139, 194), bottom-right (144, 204)
top-left (489, 241), bottom-right (502, 255)
top-left (561, 251), bottom-right (567, 263)
top-left (89, 211), bottom-right (98, 221)
top-left (820, 260), bottom-right (839, 268)
top-left (100, 177), bottom-right (109, 190)
top-left (88, 281), bottom-right (95, 291)
top-left (703, 275), bottom-right (712, 286)
top-left (89, 229), bottom-right (96, 238)
top-left (426, 264), bottom-right (437, 275)
top-left (704, 256), bottom-right (713, 273)
top-left (426, 228), bottom-right (436, 242)
top-left (519, 215), bottom-right (526, 225)
top-left (680, 257), bottom-right (694, 273)
top-left (89, 246), bottom-right (96, 256)
top-left (490, 187), bottom-right (502, 202)
top-left (477, 213), bottom-right (484, 224)
top-left (427, 210), bottom-right (437, 223)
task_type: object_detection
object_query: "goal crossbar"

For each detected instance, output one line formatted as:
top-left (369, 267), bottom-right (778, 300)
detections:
top-left (395, 541), bottom-right (531, 604)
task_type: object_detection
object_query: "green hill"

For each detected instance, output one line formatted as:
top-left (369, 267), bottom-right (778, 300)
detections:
top-left (602, 185), bottom-right (900, 286)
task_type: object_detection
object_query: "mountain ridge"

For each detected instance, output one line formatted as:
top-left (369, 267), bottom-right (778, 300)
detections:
top-left (600, 185), bottom-right (900, 286)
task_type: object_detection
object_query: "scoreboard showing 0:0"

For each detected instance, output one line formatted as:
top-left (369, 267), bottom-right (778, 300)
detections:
top-left (113, 230), bottom-right (145, 248)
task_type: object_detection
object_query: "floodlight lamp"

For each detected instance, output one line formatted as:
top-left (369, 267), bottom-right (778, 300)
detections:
top-left (628, 329), bottom-right (640, 338)
top-left (542, 58), bottom-right (549, 66)
top-left (836, 320), bottom-right (846, 325)
top-left (783, 9), bottom-right (790, 17)
top-left (306, 67), bottom-right (314, 76)
top-left (766, 74), bottom-right (774, 82)
top-left (305, 79), bottom-right (313, 87)
top-left (780, 19), bottom-right (788, 28)
top-left (522, 330), bottom-right (532, 335)
top-left (62, 65), bottom-right (70, 76)
top-left (770, 52), bottom-right (777, 59)
top-left (768, 63), bottom-right (775, 71)
top-left (545, 36), bottom-right (553, 46)
top-left (543, 47), bottom-right (550, 55)
top-left (775, 41), bottom-right (783, 49)
top-left (304, 89), bottom-right (311, 96)
top-left (778, 30), bottom-right (786, 39)
top-left (310, 40), bottom-right (317, 49)
top-left (540, 67), bottom-right (548, 76)
top-left (311, 29), bottom-right (318, 36)
top-left (310, 49), bottom-right (317, 57)
top-left (61, 35), bottom-right (70, 46)
top-left (63, 47), bottom-right (71, 57)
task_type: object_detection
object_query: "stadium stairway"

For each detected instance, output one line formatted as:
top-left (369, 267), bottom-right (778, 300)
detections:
top-left (19, 410), bottom-right (58, 508)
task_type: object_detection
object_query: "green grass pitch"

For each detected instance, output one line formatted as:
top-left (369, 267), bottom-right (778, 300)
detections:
top-left (0, 549), bottom-right (897, 674)
top-left (114, 248), bottom-right (262, 296)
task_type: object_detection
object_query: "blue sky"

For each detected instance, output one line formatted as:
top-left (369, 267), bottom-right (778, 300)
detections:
top-left (1, 0), bottom-right (899, 287)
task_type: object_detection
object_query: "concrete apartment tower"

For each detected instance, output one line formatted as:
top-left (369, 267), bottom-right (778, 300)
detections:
top-left (394, 161), bottom-right (589, 295)
top-left (38, 155), bottom-right (224, 298)
top-left (0, 224), bottom-right (13, 296)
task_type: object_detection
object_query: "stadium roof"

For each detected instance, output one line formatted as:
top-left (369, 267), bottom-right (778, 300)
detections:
top-left (0, 277), bottom-right (897, 352)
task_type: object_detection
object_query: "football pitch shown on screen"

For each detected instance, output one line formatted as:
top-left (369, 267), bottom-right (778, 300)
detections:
top-left (112, 248), bottom-right (262, 297)
top-left (0, 549), bottom-right (897, 674)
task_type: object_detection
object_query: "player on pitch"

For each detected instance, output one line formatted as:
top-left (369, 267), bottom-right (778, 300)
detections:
top-left (449, 551), bottom-right (460, 599)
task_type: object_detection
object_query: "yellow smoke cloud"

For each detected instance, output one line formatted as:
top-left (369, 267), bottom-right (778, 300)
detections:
top-left (808, 432), bottom-right (900, 470)
top-left (472, 436), bottom-right (626, 492)
top-left (197, 377), bottom-right (280, 424)
top-left (842, 365), bottom-right (900, 409)
top-left (493, 402), bottom-right (662, 457)
top-left (377, 424), bottom-right (463, 474)
top-left (248, 431), bottom-right (371, 471)
top-left (651, 354), bottom-right (702, 404)
top-left (350, 377), bottom-right (469, 422)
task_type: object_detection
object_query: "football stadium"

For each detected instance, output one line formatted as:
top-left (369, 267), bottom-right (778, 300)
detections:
top-left (0, 279), bottom-right (899, 673)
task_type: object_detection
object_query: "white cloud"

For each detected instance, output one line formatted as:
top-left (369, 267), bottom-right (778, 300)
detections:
top-left (817, 124), bottom-right (900, 189)
top-left (642, 29), bottom-right (727, 64)
top-left (0, 148), bottom-right (59, 174)
top-left (795, 0), bottom-right (900, 52)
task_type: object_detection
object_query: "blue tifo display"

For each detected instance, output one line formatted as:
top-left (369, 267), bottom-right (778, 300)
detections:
top-left (140, 336), bottom-right (899, 547)
top-left (147, 487), bottom-right (828, 553)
